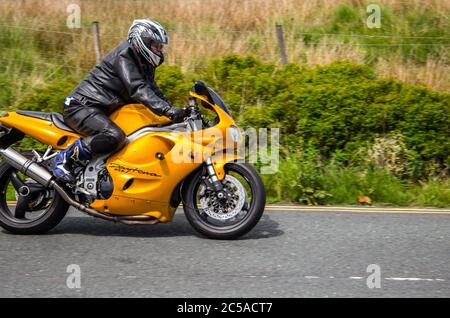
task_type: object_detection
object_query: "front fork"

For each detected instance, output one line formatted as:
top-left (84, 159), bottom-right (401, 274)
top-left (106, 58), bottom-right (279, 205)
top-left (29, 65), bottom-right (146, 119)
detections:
top-left (204, 149), bottom-right (243, 201)
top-left (205, 157), bottom-right (226, 200)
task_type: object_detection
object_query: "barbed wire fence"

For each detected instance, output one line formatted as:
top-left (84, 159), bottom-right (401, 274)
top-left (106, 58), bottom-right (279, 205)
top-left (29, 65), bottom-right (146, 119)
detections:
top-left (1, 21), bottom-right (449, 72)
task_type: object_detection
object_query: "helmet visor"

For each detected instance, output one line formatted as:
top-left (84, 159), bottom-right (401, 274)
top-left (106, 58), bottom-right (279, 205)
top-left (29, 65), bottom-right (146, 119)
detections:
top-left (141, 36), bottom-right (165, 56)
top-left (150, 41), bottom-right (165, 55)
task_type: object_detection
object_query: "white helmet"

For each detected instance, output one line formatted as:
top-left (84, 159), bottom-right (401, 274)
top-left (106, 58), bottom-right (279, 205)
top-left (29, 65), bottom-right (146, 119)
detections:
top-left (128, 19), bottom-right (169, 67)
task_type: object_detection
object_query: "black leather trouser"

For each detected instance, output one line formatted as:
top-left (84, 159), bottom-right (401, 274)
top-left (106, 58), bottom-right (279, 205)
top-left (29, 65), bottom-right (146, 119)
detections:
top-left (63, 99), bottom-right (126, 156)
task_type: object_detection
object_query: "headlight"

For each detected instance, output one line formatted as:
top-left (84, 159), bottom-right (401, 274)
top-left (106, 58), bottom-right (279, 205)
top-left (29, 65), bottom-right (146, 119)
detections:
top-left (229, 125), bottom-right (241, 144)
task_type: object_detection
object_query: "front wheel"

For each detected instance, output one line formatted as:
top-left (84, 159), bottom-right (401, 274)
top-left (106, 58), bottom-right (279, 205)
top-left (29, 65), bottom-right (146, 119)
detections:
top-left (183, 162), bottom-right (266, 240)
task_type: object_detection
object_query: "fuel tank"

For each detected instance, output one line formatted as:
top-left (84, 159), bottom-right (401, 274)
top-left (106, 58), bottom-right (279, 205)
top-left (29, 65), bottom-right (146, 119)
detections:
top-left (109, 104), bottom-right (171, 135)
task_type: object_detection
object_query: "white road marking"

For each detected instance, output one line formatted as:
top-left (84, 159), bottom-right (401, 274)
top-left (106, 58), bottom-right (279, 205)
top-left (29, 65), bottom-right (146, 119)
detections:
top-left (385, 277), bottom-right (446, 282)
top-left (303, 276), bottom-right (446, 282)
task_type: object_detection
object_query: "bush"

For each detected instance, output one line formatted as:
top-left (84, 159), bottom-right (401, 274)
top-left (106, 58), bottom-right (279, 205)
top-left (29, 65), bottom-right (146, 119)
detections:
top-left (155, 65), bottom-right (192, 106)
top-left (13, 76), bottom-right (77, 113)
top-left (208, 56), bottom-right (450, 178)
top-left (262, 150), bottom-right (332, 205)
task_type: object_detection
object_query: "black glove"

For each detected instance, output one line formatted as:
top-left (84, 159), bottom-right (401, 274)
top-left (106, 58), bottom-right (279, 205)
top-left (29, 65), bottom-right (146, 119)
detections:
top-left (166, 107), bottom-right (188, 123)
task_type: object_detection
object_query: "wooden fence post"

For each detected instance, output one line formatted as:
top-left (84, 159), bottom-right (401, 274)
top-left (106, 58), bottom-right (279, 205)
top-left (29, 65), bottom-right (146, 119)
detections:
top-left (92, 21), bottom-right (101, 64)
top-left (275, 24), bottom-right (288, 65)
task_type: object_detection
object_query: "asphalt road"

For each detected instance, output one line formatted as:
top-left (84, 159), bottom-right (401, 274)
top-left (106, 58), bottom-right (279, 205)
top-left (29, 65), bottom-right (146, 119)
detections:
top-left (1, 207), bottom-right (450, 298)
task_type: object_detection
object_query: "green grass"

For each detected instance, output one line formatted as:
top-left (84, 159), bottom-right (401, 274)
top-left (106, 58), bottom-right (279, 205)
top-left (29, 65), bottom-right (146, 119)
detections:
top-left (295, 3), bottom-right (450, 64)
top-left (2, 159), bottom-right (448, 207)
top-left (410, 179), bottom-right (450, 208)
top-left (262, 154), bottom-right (450, 207)
top-left (6, 186), bottom-right (15, 201)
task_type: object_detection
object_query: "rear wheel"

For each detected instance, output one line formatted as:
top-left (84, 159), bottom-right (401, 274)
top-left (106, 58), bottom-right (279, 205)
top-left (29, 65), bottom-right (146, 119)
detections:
top-left (183, 162), bottom-right (265, 240)
top-left (0, 156), bottom-right (69, 235)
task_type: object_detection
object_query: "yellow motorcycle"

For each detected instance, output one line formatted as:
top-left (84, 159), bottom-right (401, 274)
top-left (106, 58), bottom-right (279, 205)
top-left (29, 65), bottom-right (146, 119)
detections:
top-left (0, 81), bottom-right (265, 239)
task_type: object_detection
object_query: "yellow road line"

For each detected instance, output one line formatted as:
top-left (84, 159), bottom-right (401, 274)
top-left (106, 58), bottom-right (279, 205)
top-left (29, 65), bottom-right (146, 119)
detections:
top-left (265, 206), bottom-right (450, 215)
top-left (6, 201), bottom-right (450, 215)
top-left (267, 205), bottom-right (449, 212)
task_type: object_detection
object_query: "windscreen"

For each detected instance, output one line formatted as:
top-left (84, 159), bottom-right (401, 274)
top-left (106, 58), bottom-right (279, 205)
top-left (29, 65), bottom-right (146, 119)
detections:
top-left (193, 81), bottom-right (232, 116)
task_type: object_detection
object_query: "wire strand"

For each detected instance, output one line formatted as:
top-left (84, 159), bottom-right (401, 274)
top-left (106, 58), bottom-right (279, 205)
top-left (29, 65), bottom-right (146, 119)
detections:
top-left (0, 24), bottom-right (85, 36)
top-left (1, 22), bottom-right (449, 41)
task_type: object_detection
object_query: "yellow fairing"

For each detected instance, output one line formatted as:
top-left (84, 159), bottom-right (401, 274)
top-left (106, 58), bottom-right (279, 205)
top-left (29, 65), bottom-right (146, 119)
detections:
top-left (90, 99), bottom-right (242, 222)
top-left (109, 104), bottom-right (171, 135)
top-left (90, 131), bottom-right (201, 221)
top-left (0, 112), bottom-right (80, 149)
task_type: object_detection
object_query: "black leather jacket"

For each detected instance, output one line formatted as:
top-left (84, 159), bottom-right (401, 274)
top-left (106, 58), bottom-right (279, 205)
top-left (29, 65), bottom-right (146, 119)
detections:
top-left (70, 40), bottom-right (172, 116)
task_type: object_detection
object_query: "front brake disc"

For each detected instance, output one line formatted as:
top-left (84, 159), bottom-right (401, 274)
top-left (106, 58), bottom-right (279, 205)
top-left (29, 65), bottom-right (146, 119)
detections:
top-left (199, 175), bottom-right (246, 220)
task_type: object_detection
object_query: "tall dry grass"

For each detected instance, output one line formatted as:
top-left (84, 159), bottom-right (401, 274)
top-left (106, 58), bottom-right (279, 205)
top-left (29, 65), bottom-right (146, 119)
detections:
top-left (0, 0), bottom-right (449, 90)
top-left (3, 0), bottom-right (449, 30)
top-left (376, 56), bottom-right (450, 90)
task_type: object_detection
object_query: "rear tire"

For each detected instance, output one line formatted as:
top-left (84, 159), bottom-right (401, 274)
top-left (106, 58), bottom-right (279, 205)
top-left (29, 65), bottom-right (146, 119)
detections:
top-left (0, 160), bottom-right (69, 235)
top-left (183, 162), bottom-right (265, 240)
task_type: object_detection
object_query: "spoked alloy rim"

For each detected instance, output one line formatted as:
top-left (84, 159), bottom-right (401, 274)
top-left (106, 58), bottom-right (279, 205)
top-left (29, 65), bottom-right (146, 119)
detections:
top-left (0, 168), bottom-right (54, 224)
top-left (194, 168), bottom-right (254, 228)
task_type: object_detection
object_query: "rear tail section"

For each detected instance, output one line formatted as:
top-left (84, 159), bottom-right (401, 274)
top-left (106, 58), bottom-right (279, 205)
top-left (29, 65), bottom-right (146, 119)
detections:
top-left (0, 111), bottom-right (80, 149)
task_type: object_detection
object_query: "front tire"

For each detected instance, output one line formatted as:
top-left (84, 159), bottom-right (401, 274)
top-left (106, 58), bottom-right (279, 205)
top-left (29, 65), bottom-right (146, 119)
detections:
top-left (183, 162), bottom-right (265, 240)
top-left (0, 160), bottom-right (69, 235)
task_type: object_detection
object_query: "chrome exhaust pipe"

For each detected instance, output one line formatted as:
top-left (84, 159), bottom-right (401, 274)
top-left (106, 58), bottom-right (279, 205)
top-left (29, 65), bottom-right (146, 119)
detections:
top-left (0, 147), bottom-right (53, 187)
top-left (114, 215), bottom-right (159, 225)
top-left (0, 147), bottom-right (115, 221)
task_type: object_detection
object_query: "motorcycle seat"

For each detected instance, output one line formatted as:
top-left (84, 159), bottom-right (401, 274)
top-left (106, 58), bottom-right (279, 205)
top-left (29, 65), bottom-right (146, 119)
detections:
top-left (17, 110), bottom-right (76, 133)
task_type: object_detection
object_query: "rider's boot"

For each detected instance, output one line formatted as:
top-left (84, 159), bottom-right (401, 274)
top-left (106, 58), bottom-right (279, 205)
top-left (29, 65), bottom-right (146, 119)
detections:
top-left (52, 139), bottom-right (91, 184)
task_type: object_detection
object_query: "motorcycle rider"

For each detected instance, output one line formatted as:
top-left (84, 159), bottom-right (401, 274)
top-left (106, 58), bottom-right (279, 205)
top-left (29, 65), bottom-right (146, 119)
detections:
top-left (52, 19), bottom-right (187, 184)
